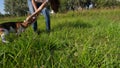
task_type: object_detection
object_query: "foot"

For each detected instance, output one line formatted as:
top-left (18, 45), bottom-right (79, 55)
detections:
top-left (34, 30), bottom-right (40, 35)
top-left (46, 30), bottom-right (50, 34)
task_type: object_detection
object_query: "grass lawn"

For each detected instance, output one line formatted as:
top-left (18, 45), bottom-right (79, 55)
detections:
top-left (0, 9), bottom-right (120, 68)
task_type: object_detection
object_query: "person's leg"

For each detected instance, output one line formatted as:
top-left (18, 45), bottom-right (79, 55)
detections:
top-left (41, 8), bottom-right (51, 32)
top-left (27, 0), bottom-right (37, 32)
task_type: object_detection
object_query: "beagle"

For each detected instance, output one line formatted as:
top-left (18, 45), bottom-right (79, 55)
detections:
top-left (0, 17), bottom-right (36, 43)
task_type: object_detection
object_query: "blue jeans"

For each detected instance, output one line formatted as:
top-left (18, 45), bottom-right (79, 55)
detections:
top-left (27, 0), bottom-right (50, 32)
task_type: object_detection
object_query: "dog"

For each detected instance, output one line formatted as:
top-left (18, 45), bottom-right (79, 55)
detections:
top-left (0, 16), bottom-right (37, 43)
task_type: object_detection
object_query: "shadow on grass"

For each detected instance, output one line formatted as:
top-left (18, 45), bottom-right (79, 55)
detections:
top-left (52, 20), bottom-right (92, 31)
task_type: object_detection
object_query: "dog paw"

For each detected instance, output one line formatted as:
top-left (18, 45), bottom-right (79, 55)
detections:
top-left (2, 40), bottom-right (9, 43)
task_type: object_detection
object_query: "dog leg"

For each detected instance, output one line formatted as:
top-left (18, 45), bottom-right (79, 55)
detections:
top-left (1, 33), bottom-right (9, 43)
top-left (0, 30), bottom-right (9, 43)
top-left (16, 26), bottom-right (25, 36)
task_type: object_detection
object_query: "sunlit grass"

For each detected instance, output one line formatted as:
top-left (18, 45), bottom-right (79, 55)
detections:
top-left (0, 9), bottom-right (120, 68)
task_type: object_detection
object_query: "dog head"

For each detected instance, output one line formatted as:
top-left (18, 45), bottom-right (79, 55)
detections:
top-left (21, 16), bottom-right (37, 28)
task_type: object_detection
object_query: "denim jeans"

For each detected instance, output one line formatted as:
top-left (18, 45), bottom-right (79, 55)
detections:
top-left (27, 0), bottom-right (50, 32)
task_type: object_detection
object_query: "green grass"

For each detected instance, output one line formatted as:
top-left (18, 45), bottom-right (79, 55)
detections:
top-left (0, 9), bottom-right (120, 68)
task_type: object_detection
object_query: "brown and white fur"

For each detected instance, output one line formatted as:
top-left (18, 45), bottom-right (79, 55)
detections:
top-left (0, 16), bottom-right (36, 43)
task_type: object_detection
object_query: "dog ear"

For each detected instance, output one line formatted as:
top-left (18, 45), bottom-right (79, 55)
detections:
top-left (30, 16), bottom-right (37, 24)
top-left (25, 12), bottom-right (38, 24)
top-left (25, 16), bottom-right (37, 24)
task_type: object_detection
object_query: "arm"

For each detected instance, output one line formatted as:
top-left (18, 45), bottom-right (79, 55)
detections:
top-left (32, 0), bottom-right (37, 11)
top-left (26, 0), bottom-right (48, 21)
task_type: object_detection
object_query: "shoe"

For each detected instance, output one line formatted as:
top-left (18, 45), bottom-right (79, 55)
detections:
top-left (34, 30), bottom-right (40, 35)
top-left (46, 30), bottom-right (51, 33)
